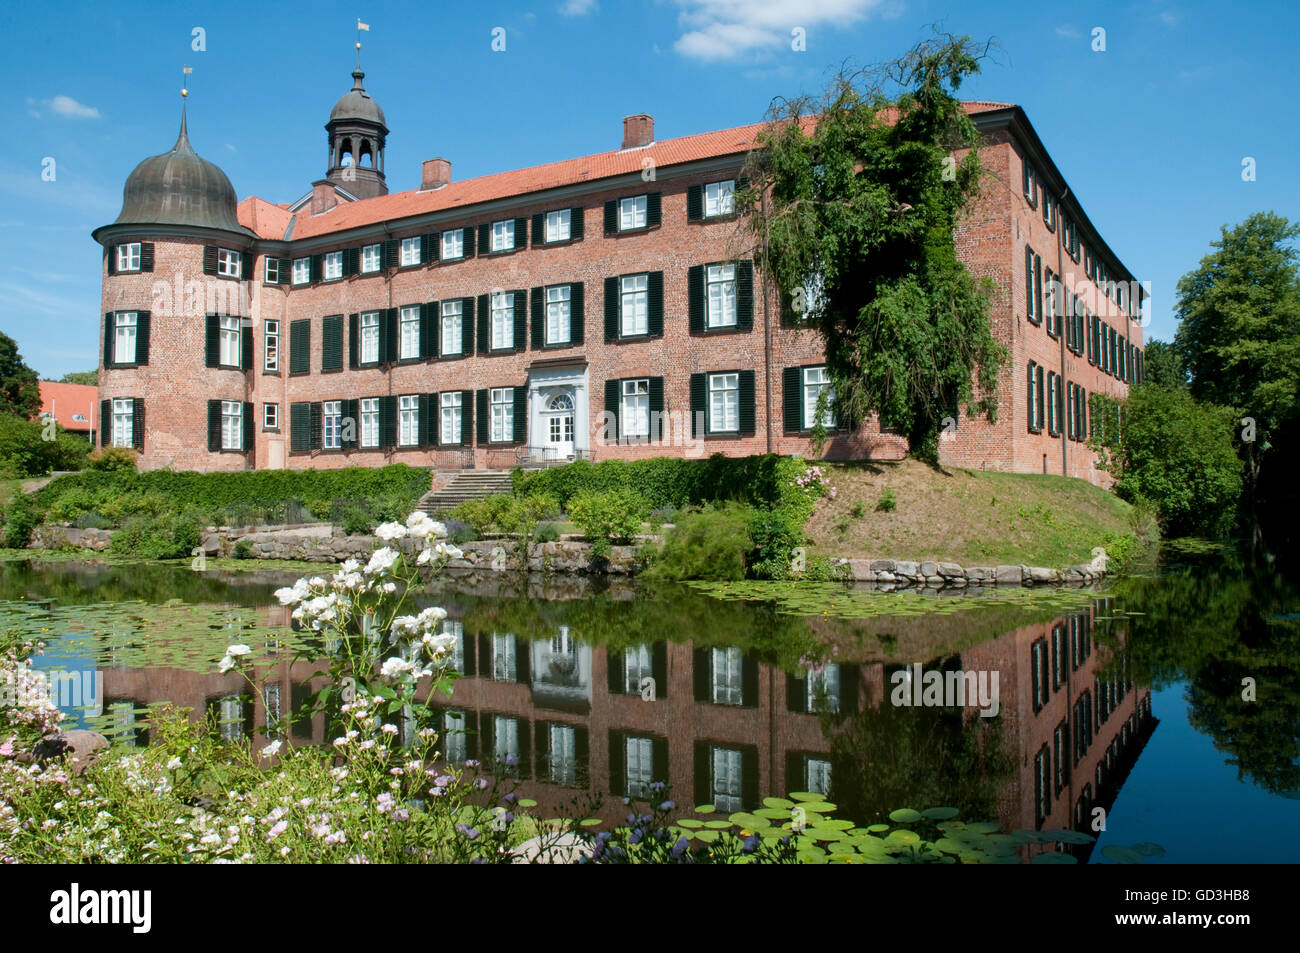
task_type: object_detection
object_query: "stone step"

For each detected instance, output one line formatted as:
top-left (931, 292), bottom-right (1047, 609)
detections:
top-left (417, 469), bottom-right (515, 514)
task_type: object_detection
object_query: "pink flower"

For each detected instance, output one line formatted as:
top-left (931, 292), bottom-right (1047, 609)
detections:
top-left (0, 741), bottom-right (13, 758)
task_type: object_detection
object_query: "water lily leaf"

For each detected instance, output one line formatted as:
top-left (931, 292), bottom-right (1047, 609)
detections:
top-left (963, 821), bottom-right (1001, 834)
top-left (888, 808), bottom-right (923, 824)
top-left (1039, 828), bottom-right (1095, 845)
top-left (762, 796), bottom-right (795, 810)
top-left (1101, 845), bottom-right (1145, 864)
top-left (579, 818), bottom-right (603, 827)
top-left (694, 830), bottom-right (720, 844)
top-left (867, 823), bottom-right (891, 833)
top-left (1131, 842), bottom-right (1166, 857)
top-left (677, 818), bottom-right (704, 829)
top-left (693, 804), bottom-right (716, 815)
top-left (728, 813), bottom-right (770, 829)
top-left (517, 798), bottom-right (538, 808)
top-left (703, 820), bottom-right (733, 829)
top-left (885, 829), bottom-right (921, 847)
top-left (921, 807), bottom-right (960, 821)
top-left (788, 792), bottom-right (825, 802)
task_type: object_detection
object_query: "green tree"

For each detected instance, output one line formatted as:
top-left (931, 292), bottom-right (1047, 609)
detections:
top-left (742, 34), bottom-right (1007, 462)
top-left (1173, 212), bottom-right (1300, 512)
top-left (1089, 384), bottom-right (1242, 537)
top-left (0, 332), bottom-right (41, 420)
top-left (1141, 339), bottom-right (1186, 389)
top-left (58, 370), bottom-right (98, 386)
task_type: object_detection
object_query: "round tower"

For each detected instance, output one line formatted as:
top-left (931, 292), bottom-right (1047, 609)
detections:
top-left (324, 65), bottom-right (388, 199)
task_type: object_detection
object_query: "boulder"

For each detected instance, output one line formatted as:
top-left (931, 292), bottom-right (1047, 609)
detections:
top-left (919, 561), bottom-right (938, 578)
top-left (869, 559), bottom-right (896, 574)
top-left (1027, 566), bottom-right (1056, 584)
top-left (31, 729), bottom-right (110, 775)
top-left (995, 565), bottom-right (1023, 585)
top-left (937, 562), bottom-right (964, 578)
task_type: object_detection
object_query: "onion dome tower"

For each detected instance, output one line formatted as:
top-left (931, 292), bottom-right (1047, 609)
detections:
top-left (324, 54), bottom-right (388, 199)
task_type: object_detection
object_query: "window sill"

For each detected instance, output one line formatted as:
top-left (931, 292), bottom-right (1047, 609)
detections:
top-left (435, 256), bottom-right (466, 265)
top-left (607, 225), bottom-right (657, 237)
top-left (541, 237), bottom-right (580, 247)
top-left (397, 356), bottom-right (424, 364)
top-left (696, 213), bottom-right (739, 224)
top-left (262, 368), bottom-right (281, 375)
top-left (321, 367), bottom-right (343, 374)
top-left (487, 247), bottom-right (519, 256)
top-left (262, 427), bottom-right (280, 433)
top-left (696, 323), bottom-right (747, 335)
top-left (438, 352), bottom-right (468, 361)
top-left (614, 333), bottom-right (654, 343)
top-left (541, 340), bottom-right (575, 349)
top-left (214, 274), bottom-right (242, 281)
top-left (359, 269), bottom-right (383, 277)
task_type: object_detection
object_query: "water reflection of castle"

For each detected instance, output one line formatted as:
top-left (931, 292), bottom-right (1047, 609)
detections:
top-left (99, 597), bottom-right (1153, 843)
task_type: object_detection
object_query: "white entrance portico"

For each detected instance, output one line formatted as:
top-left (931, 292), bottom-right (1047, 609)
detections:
top-left (526, 361), bottom-right (589, 461)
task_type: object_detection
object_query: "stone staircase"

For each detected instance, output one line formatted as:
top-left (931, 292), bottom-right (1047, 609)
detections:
top-left (417, 469), bottom-right (515, 514)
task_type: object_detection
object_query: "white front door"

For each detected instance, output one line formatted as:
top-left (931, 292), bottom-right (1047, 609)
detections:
top-left (544, 390), bottom-right (575, 458)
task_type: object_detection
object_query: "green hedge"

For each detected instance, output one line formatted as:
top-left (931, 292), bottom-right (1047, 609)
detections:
top-left (513, 454), bottom-right (822, 523)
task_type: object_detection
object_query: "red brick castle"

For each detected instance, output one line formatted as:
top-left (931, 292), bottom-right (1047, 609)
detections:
top-left (93, 63), bottom-right (1145, 484)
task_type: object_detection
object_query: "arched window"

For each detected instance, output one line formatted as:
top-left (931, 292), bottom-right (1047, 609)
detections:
top-left (548, 393), bottom-right (573, 413)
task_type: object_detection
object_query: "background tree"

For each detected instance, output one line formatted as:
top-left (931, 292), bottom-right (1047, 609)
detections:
top-left (0, 332), bottom-right (41, 420)
top-left (1140, 339), bottom-right (1186, 389)
top-left (58, 370), bottom-right (98, 386)
top-left (741, 34), bottom-right (1007, 462)
top-left (1173, 212), bottom-right (1300, 522)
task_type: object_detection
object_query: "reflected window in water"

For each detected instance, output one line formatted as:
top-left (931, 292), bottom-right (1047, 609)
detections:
top-left (1034, 744), bottom-right (1051, 827)
top-left (264, 683), bottom-right (282, 738)
top-left (806, 665), bottom-right (840, 714)
top-left (626, 736), bottom-right (654, 798)
top-left (1050, 623), bottom-right (1067, 691)
top-left (624, 644), bottom-right (652, 695)
top-left (492, 633), bottom-right (517, 682)
top-left (215, 694), bottom-right (249, 742)
top-left (548, 627), bottom-right (578, 682)
top-left (549, 723), bottom-right (576, 786)
top-left (443, 621), bottom-right (465, 674)
top-left (494, 715), bottom-right (520, 768)
top-left (444, 710), bottom-right (467, 763)
top-left (711, 647), bottom-right (743, 706)
top-left (1030, 638), bottom-right (1049, 713)
top-left (106, 699), bottom-right (146, 748)
top-left (1053, 720), bottom-right (1070, 795)
top-left (712, 746), bottom-right (744, 813)
top-left (806, 757), bottom-right (832, 797)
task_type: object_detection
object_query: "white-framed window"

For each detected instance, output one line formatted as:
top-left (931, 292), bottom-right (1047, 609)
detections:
top-left (361, 243), bottom-right (382, 273)
top-left (490, 388), bottom-right (513, 443)
top-left (704, 180), bottom-right (735, 217)
top-left (711, 746), bottom-right (744, 812)
top-left (493, 715), bottom-right (519, 767)
top-left (219, 315), bottom-right (241, 367)
top-left (621, 378), bottom-right (649, 438)
top-left (711, 646), bottom-right (744, 705)
top-left (292, 257), bottom-right (310, 285)
top-left (624, 644), bottom-right (652, 696)
top-left (399, 306), bottom-right (420, 360)
top-left (113, 311), bottom-right (137, 364)
top-left (322, 400), bottom-right (342, 450)
top-left (803, 366), bottom-right (836, 429)
top-left (709, 372), bottom-right (739, 433)
top-left (441, 229), bottom-right (464, 260)
top-left (806, 664), bottom-right (840, 713)
top-left (706, 263), bottom-right (737, 328)
top-left (360, 398), bottom-right (379, 449)
top-left (546, 285), bottom-right (571, 345)
top-left (216, 248), bottom-right (241, 278)
top-left (116, 243), bottom-right (141, 272)
top-left (398, 394), bottom-right (419, 447)
top-left (440, 391), bottom-right (462, 444)
top-left (548, 723), bottom-right (576, 786)
top-left (491, 219), bottom-right (515, 252)
top-left (263, 403), bottom-right (279, 430)
top-left (619, 195), bottom-right (647, 231)
top-left (440, 300), bottom-right (463, 356)
top-left (625, 736), bottom-right (654, 798)
top-left (492, 633), bottom-right (516, 682)
top-left (545, 209), bottom-right (571, 243)
top-left (400, 237), bottom-right (421, 267)
top-left (443, 709), bottom-right (467, 763)
top-left (620, 274), bottom-right (648, 336)
top-left (491, 292), bottom-right (513, 350)
top-left (264, 258), bottom-right (280, 283)
top-left (548, 393), bottom-right (574, 443)
top-left (264, 319), bottom-right (279, 371)
top-left (111, 397), bottom-right (134, 448)
top-left (806, 758), bottom-right (832, 796)
top-left (221, 400), bottom-right (242, 451)
top-left (360, 311), bottom-right (381, 364)
top-left (323, 251), bottom-right (343, 281)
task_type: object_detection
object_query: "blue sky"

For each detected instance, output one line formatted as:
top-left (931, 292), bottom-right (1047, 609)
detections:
top-left (2, 0), bottom-right (1296, 380)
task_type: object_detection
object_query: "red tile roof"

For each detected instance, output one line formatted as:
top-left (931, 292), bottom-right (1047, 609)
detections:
top-left (38, 381), bottom-right (97, 433)
top-left (239, 102), bottom-right (1010, 242)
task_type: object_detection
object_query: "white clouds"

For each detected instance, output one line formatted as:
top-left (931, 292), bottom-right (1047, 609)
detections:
top-left (1055, 24), bottom-right (1081, 39)
top-left (27, 95), bottom-right (101, 120)
top-left (672, 0), bottom-right (885, 61)
top-left (558, 0), bottom-right (597, 15)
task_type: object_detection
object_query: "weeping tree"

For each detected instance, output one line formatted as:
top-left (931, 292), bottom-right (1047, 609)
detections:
top-left (740, 34), bottom-right (1007, 462)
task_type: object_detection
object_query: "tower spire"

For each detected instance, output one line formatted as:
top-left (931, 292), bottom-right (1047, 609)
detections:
top-left (176, 66), bottom-right (193, 153)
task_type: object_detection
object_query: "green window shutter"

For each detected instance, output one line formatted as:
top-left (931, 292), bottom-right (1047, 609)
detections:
top-left (604, 200), bottom-right (618, 235)
top-left (243, 402), bottom-right (253, 453)
top-left (736, 260), bottom-right (754, 330)
top-left (647, 271), bottom-right (663, 336)
top-left (1027, 363), bottom-right (1036, 432)
top-left (476, 224), bottom-right (489, 255)
top-left (379, 396), bottom-right (396, 448)
top-left (476, 294), bottom-right (489, 355)
top-left (462, 297), bottom-right (475, 353)
top-left (384, 239), bottom-right (400, 270)
top-left (421, 302), bottom-right (438, 358)
top-left (604, 378), bottom-right (620, 440)
top-left (531, 213), bottom-right (544, 245)
top-left (99, 399), bottom-right (110, 446)
top-left (201, 396), bottom-right (231, 453)
top-left (604, 277), bottom-right (619, 341)
top-left (688, 264), bottom-right (704, 333)
top-left (309, 403), bottom-right (322, 450)
top-left (103, 313), bottom-right (114, 368)
top-left (419, 394), bottom-right (436, 446)
top-left (347, 313), bottom-right (359, 368)
top-left (689, 373), bottom-right (707, 437)
top-left (140, 243), bottom-right (154, 272)
top-left (569, 207), bottom-right (584, 241)
top-left (342, 247), bottom-right (358, 277)
top-left (1033, 254), bottom-right (1043, 324)
top-left (646, 192), bottom-right (662, 228)
top-left (513, 290), bottom-right (527, 351)
top-left (1024, 246), bottom-right (1033, 322)
top-left (341, 399), bottom-right (359, 449)
top-left (132, 398), bottom-right (145, 450)
top-left (106, 246), bottom-right (117, 276)
top-left (309, 254), bottom-right (322, 283)
top-left (290, 403), bottom-right (309, 452)
top-left (321, 315), bottom-right (343, 372)
top-left (422, 233), bottom-right (438, 264)
top-left (475, 390), bottom-right (489, 445)
top-left (531, 286), bottom-right (544, 349)
top-left (203, 245), bottom-right (218, 275)
top-left (648, 377), bottom-right (664, 440)
top-left (384, 308), bottom-right (399, 363)
top-left (1036, 369), bottom-right (1045, 432)
top-left (513, 217), bottom-right (528, 250)
top-left (783, 366), bottom-right (802, 432)
top-left (687, 184), bottom-right (703, 221)
top-left (136, 311), bottom-right (151, 366)
top-left (290, 319), bottom-right (310, 374)
top-left (570, 283), bottom-right (585, 345)
top-left (512, 387), bottom-right (527, 444)
top-left (278, 258), bottom-right (291, 284)
top-left (205, 314), bottom-right (220, 368)
top-left (460, 389), bottom-right (473, 446)
top-left (241, 317), bottom-right (253, 370)
top-left (738, 370), bottom-right (756, 435)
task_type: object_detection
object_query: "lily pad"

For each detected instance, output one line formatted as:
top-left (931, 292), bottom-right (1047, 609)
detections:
top-left (888, 808), bottom-right (923, 824)
top-left (1101, 845), bottom-right (1145, 864)
top-left (921, 807), bottom-right (960, 821)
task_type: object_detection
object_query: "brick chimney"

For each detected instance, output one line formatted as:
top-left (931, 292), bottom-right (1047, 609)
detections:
top-left (310, 179), bottom-right (337, 216)
top-left (622, 114), bottom-right (654, 149)
top-left (421, 158), bottom-right (451, 190)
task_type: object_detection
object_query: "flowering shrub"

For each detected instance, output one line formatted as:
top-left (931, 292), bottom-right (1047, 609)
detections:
top-left (789, 465), bottom-right (836, 500)
top-left (0, 632), bottom-right (63, 757)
